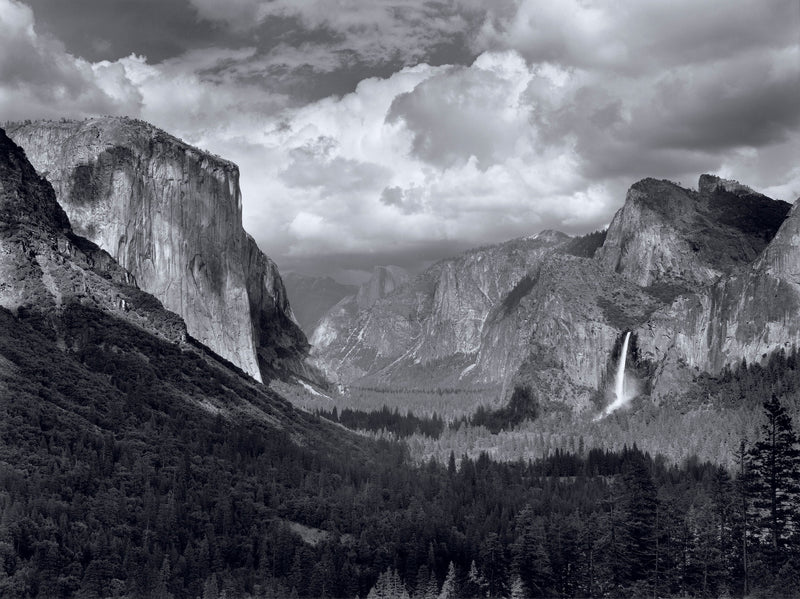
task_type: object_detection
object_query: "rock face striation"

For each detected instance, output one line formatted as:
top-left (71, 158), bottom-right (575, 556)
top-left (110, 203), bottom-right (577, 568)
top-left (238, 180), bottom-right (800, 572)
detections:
top-left (8, 117), bottom-right (308, 382)
top-left (310, 176), bottom-right (795, 409)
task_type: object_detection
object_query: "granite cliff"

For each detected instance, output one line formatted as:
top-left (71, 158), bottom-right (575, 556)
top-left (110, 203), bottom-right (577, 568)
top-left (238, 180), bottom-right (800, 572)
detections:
top-left (0, 121), bottom-right (367, 486)
top-left (637, 196), bottom-right (800, 398)
top-left (7, 117), bottom-right (308, 382)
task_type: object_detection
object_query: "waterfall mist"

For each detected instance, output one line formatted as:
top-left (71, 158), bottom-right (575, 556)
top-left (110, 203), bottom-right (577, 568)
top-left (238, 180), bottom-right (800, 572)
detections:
top-left (595, 331), bottom-right (639, 420)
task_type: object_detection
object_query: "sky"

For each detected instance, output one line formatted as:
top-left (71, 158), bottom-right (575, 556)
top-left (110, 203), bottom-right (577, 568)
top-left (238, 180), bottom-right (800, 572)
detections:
top-left (1, 0), bottom-right (799, 282)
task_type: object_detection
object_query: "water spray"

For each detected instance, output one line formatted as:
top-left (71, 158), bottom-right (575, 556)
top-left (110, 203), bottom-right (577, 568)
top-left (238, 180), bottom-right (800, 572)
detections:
top-left (595, 331), bottom-right (633, 420)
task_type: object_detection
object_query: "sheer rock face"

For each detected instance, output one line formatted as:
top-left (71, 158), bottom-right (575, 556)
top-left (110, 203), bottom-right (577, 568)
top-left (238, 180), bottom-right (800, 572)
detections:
top-left (0, 127), bottom-right (186, 342)
top-left (597, 176), bottom-right (790, 289)
top-left (477, 254), bottom-right (660, 407)
top-left (8, 118), bottom-right (308, 382)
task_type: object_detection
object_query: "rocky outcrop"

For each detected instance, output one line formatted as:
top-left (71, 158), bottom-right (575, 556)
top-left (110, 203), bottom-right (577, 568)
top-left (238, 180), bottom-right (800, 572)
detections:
top-left (597, 176), bottom-right (790, 289)
top-left (8, 117), bottom-right (308, 382)
top-left (0, 127), bottom-right (185, 342)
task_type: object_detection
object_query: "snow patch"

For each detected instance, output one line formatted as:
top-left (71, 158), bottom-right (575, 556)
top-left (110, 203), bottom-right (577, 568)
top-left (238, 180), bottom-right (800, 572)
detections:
top-left (459, 363), bottom-right (477, 379)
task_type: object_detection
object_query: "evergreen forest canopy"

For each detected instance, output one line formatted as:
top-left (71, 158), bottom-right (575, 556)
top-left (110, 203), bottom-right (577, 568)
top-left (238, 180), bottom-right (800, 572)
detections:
top-left (1, 303), bottom-right (800, 598)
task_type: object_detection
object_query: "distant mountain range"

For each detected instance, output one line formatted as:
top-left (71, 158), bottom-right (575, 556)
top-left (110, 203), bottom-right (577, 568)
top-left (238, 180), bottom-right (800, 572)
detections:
top-left (308, 174), bottom-right (796, 411)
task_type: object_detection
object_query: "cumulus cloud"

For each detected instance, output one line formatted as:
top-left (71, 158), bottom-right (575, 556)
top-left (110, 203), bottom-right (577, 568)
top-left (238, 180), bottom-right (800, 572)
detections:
top-left (3, 0), bottom-right (799, 278)
top-left (474, 0), bottom-right (798, 73)
top-left (387, 53), bottom-right (537, 169)
top-left (0, 0), bottom-right (141, 119)
top-left (235, 52), bottom-right (624, 270)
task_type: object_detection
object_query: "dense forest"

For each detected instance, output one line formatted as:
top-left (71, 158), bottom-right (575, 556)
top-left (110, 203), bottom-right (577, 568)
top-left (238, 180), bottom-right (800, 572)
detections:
top-left (2, 305), bottom-right (800, 597)
top-left (313, 385), bottom-right (538, 440)
top-left (315, 405), bottom-right (445, 439)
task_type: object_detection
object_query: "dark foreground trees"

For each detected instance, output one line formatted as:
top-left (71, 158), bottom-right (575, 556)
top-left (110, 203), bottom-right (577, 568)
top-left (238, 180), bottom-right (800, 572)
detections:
top-left (746, 394), bottom-right (800, 583)
top-left (2, 308), bottom-right (800, 597)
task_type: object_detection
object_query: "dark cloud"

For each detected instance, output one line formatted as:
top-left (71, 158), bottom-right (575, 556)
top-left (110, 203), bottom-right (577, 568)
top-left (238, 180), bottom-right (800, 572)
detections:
top-left (23, 0), bottom-right (229, 62)
top-left (639, 74), bottom-right (800, 151)
top-left (379, 186), bottom-right (424, 214)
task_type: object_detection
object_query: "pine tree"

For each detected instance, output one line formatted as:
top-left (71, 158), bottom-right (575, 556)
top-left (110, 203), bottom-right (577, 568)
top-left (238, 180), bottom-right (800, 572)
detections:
top-left (512, 521), bottom-right (552, 598)
top-left (509, 574), bottom-right (528, 599)
top-left (438, 562), bottom-right (457, 599)
top-left (202, 574), bottom-right (219, 599)
top-left (618, 448), bottom-right (658, 588)
top-left (733, 438), bottom-right (753, 595)
top-left (368, 568), bottom-right (410, 599)
top-left (748, 395), bottom-right (800, 574)
top-left (464, 560), bottom-right (487, 598)
top-left (478, 532), bottom-right (507, 597)
top-left (414, 565), bottom-right (438, 599)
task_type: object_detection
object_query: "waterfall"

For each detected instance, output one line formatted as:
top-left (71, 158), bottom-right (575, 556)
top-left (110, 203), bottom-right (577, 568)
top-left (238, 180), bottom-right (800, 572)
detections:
top-left (595, 331), bottom-right (632, 420)
top-left (614, 331), bottom-right (631, 405)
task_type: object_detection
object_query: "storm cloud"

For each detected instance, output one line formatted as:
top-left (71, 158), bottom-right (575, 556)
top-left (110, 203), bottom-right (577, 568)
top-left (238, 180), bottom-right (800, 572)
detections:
top-left (2, 0), bottom-right (798, 278)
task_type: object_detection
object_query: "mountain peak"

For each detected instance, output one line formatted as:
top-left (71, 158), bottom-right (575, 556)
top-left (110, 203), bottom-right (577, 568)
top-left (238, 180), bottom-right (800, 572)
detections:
top-left (597, 174), bottom-right (790, 288)
top-left (356, 265), bottom-right (410, 309)
top-left (698, 173), bottom-right (756, 196)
